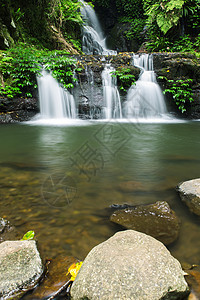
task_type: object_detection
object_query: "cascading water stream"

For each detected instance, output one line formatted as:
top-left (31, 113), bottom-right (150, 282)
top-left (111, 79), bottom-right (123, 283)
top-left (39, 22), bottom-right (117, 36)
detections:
top-left (37, 70), bottom-right (76, 119)
top-left (102, 64), bottom-right (122, 119)
top-left (124, 54), bottom-right (167, 119)
top-left (80, 0), bottom-right (116, 55)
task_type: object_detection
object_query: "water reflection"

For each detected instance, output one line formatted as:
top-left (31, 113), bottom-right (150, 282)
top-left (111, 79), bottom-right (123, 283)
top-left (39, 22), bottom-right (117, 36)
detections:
top-left (0, 122), bottom-right (200, 264)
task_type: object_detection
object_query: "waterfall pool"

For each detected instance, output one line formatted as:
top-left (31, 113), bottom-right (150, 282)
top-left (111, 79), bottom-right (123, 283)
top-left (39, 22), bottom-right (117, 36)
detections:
top-left (0, 120), bottom-right (200, 264)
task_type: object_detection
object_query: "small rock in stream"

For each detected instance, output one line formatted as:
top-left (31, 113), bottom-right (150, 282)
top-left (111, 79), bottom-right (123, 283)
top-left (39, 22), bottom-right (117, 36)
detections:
top-left (0, 217), bottom-right (7, 233)
top-left (177, 178), bottom-right (200, 216)
top-left (110, 201), bottom-right (180, 245)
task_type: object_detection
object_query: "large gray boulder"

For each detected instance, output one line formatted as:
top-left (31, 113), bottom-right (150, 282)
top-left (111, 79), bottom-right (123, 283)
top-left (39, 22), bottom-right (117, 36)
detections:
top-left (177, 178), bottom-right (200, 216)
top-left (0, 240), bottom-right (43, 298)
top-left (71, 230), bottom-right (189, 300)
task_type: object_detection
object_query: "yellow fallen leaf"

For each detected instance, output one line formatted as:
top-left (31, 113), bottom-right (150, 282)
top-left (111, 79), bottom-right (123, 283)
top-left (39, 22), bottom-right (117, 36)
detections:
top-left (67, 261), bottom-right (83, 281)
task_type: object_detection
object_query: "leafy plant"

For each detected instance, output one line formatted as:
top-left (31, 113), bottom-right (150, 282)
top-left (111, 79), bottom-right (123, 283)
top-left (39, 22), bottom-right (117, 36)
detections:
top-left (144, 0), bottom-right (200, 51)
top-left (122, 18), bottom-right (146, 43)
top-left (111, 68), bottom-right (136, 92)
top-left (21, 230), bottom-right (35, 240)
top-left (145, 0), bottom-right (185, 35)
top-left (159, 76), bottom-right (193, 113)
top-left (0, 44), bottom-right (78, 98)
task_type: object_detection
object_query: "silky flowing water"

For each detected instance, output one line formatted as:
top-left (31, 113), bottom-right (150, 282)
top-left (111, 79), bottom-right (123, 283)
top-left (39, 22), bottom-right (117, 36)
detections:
top-left (0, 121), bottom-right (200, 265)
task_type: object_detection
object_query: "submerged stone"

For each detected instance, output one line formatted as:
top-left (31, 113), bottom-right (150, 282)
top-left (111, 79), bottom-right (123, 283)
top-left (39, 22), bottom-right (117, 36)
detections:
top-left (0, 240), bottom-right (43, 299)
top-left (24, 256), bottom-right (79, 299)
top-left (0, 218), bottom-right (19, 243)
top-left (0, 217), bottom-right (7, 233)
top-left (118, 180), bottom-right (144, 192)
top-left (110, 201), bottom-right (180, 245)
top-left (177, 179), bottom-right (200, 216)
top-left (70, 230), bottom-right (189, 300)
top-left (184, 266), bottom-right (200, 300)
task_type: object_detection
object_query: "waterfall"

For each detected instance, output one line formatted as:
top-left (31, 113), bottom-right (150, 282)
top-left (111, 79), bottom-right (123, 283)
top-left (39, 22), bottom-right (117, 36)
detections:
top-left (102, 64), bottom-right (122, 119)
top-left (124, 54), bottom-right (167, 119)
top-left (80, 0), bottom-right (116, 55)
top-left (37, 70), bottom-right (76, 119)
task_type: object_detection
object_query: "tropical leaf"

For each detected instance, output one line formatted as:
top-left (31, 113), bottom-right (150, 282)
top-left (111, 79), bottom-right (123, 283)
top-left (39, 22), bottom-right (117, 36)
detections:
top-left (21, 230), bottom-right (35, 240)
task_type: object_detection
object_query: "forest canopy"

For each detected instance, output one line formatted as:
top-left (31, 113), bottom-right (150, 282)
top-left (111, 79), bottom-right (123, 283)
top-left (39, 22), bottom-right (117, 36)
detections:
top-left (0, 0), bottom-right (199, 52)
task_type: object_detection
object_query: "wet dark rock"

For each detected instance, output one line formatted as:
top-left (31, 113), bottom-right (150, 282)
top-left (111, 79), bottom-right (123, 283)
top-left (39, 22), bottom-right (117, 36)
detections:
top-left (177, 178), bottom-right (200, 216)
top-left (108, 23), bottom-right (140, 52)
top-left (110, 201), bottom-right (181, 245)
top-left (74, 53), bottom-right (140, 119)
top-left (184, 266), bottom-right (200, 300)
top-left (0, 240), bottom-right (43, 299)
top-left (24, 256), bottom-right (78, 300)
top-left (71, 230), bottom-right (189, 300)
top-left (110, 203), bottom-right (133, 210)
top-left (0, 218), bottom-right (19, 243)
top-left (0, 97), bottom-right (39, 123)
top-left (0, 217), bottom-right (7, 234)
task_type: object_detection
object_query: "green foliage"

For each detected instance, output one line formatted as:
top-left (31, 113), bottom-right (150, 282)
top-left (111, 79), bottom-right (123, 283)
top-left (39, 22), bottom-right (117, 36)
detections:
top-left (44, 52), bottom-right (77, 89)
top-left (119, 18), bottom-right (146, 43)
top-left (47, 0), bottom-right (83, 31)
top-left (0, 44), bottom-right (78, 99)
top-left (0, 0), bottom-right (83, 51)
top-left (146, 34), bottom-right (199, 52)
top-left (145, 0), bottom-right (184, 35)
top-left (111, 68), bottom-right (136, 92)
top-left (116, 0), bottom-right (144, 18)
top-left (21, 230), bottom-right (35, 240)
top-left (144, 0), bottom-right (200, 51)
top-left (159, 76), bottom-right (193, 113)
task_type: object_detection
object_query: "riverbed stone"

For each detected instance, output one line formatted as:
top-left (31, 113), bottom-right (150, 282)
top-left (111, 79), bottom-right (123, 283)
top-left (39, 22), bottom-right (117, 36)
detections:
top-left (177, 179), bottom-right (200, 216)
top-left (24, 256), bottom-right (79, 299)
top-left (110, 201), bottom-right (180, 245)
top-left (0, 240), bottom-right (43, 298)
top-left (70, 230), bottom-right (189, 300)
top-left (184, 266), bottom-right (200, 300)
top-left (0, 217), bottom-right (7, 233)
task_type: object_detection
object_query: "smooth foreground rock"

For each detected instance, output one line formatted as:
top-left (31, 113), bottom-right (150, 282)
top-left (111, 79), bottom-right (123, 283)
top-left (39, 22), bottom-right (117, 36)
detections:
top-left (110, 201), bottom-right (180, 245)
top-left (177, 179), bottom-right (200, 216)
top-left (71, 230), bottom-right (189, 300)
top-left (0, 240), bottom-right (43, 298)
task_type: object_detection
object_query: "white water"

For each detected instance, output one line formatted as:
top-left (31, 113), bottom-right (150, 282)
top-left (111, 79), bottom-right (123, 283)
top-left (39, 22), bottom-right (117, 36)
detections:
top-left (124, 54), bottom-right (167, 118)
top-left (102, 64), bottom-right (122, 119)
top-left (80, 0), bottom-right (116, 55)
top-left (37, 70), bottom-right (76, 120)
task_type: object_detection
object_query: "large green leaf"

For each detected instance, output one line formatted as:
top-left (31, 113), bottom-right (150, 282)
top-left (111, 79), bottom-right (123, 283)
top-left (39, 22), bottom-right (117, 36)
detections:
top-left (166, 0), bottom-right (185, 11)
top-left (156, 13), bottom-right (173, 34)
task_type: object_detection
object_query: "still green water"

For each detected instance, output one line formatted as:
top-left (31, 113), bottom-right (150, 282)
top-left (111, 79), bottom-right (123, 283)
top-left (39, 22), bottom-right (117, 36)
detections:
top-left (0, 120), bottom-right (200, 264)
